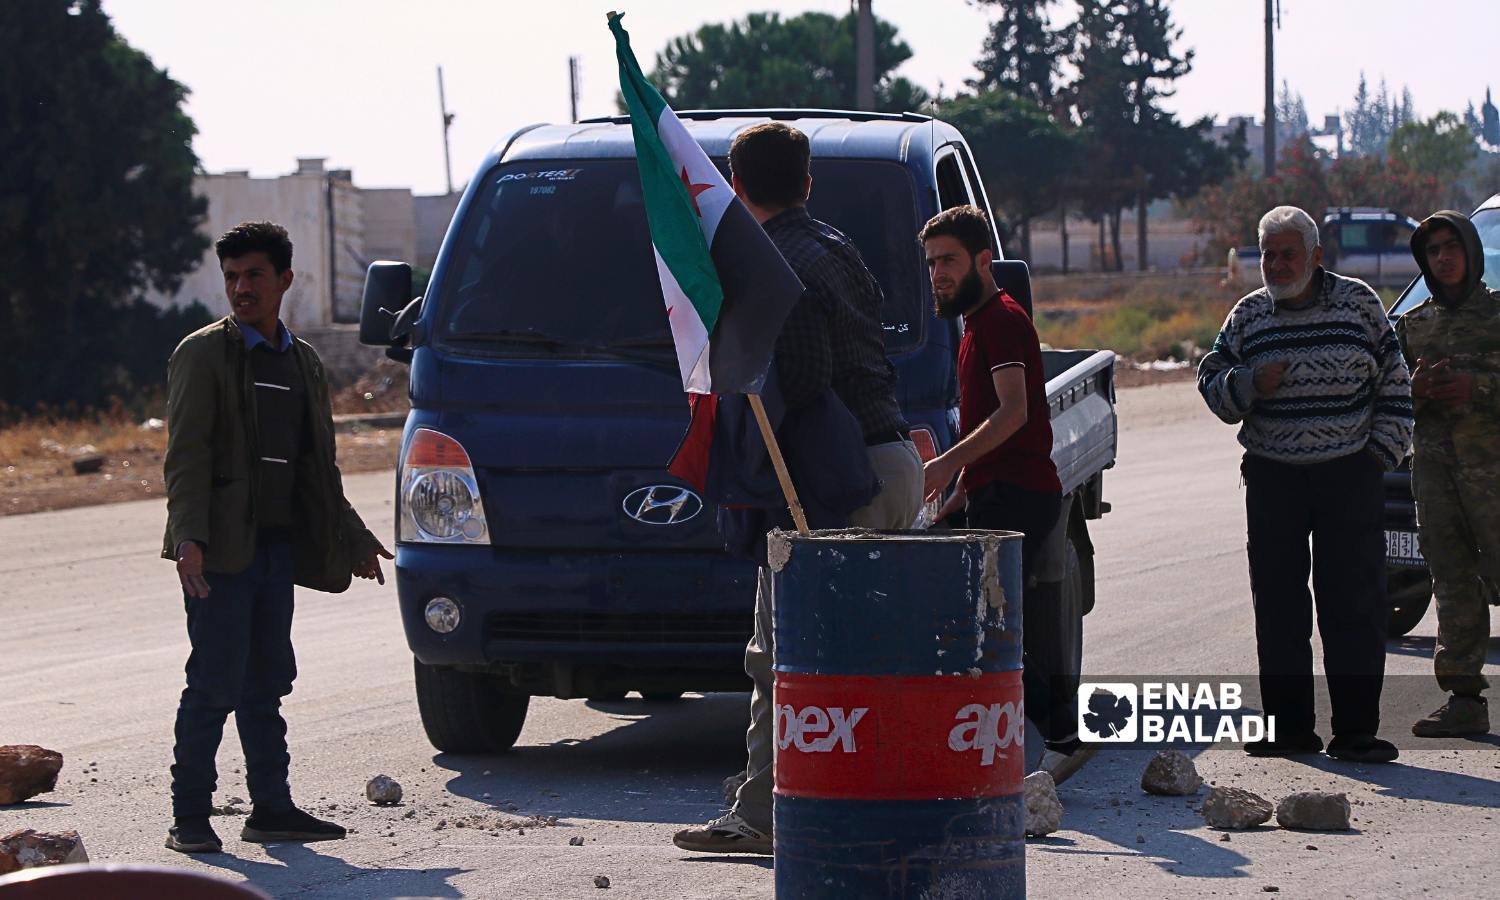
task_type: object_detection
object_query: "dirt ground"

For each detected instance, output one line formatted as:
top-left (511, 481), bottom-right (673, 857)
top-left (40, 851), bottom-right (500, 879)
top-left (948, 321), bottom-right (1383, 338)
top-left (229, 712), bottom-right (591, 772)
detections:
top-left (0, 426), bottom-right (401, 517)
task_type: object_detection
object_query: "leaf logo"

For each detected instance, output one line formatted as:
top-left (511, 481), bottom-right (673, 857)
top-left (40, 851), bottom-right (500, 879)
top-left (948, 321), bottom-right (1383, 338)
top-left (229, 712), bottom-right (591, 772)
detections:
top-left (1077, 683), bottom-right (1139, 742)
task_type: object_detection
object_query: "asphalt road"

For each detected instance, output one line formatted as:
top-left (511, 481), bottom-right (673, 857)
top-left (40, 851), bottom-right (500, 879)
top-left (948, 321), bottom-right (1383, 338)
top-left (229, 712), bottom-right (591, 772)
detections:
top-left (2, 381), bottom-right (1497, 899)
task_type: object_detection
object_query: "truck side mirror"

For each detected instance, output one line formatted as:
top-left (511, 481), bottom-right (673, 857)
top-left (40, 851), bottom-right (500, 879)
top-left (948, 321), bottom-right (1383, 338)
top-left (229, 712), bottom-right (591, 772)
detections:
top-left (992, 259), bottom-right (1033, 318)
top-left (359, 261), bottom-right (413, 346)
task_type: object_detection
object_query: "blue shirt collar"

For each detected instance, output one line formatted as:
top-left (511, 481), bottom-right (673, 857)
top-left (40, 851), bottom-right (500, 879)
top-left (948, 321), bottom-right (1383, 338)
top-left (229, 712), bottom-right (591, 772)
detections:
top-left (236, 318), bottom-right (293, 352)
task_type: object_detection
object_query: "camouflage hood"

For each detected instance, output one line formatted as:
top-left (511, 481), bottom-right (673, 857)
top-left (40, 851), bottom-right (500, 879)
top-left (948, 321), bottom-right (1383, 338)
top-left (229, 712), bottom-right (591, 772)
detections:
top-left (1411, 210), bottom-right (1486, 306)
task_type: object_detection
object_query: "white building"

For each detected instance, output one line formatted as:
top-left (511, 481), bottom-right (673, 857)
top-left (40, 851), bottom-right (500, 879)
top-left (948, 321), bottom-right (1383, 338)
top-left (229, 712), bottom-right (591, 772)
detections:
top-left (148, 159), bottom-right (461, 327)
top-left (145, 159), bottom-right (461, 376)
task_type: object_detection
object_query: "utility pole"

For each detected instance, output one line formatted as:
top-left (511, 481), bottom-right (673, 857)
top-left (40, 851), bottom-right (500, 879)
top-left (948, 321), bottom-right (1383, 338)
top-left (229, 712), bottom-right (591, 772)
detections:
top-left (438, 65), bottom-right (456, 196)
top-left (568, 56), bottom-right (581, 123)
top-left (855, 0), bottom-right (875, 111)
top-left (1263, 0), bottom-right (1276, 178)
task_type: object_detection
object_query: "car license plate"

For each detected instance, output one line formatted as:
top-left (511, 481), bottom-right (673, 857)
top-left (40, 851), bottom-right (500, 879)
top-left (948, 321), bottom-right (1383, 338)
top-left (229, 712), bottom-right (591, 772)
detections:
top-left (1386, 530), bottom-right (1424, 565)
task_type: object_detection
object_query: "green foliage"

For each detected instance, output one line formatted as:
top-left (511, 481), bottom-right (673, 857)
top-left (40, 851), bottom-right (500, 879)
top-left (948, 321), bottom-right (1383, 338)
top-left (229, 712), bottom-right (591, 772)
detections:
top-left (1060, 0), bottom-right (1227, 269)
top-left (968, 0), bottom-right (1071, 111)
top-left (939, 90), bottom-right (1081, 255)
top-left (0, 0), bottom-right (209, 411)
top-left (1389, 112), bottom-right (1478, 192)
top-left (636, 11), bottom-right (928, 113)
top-left (1187, 137), bottom-right (1451, 257)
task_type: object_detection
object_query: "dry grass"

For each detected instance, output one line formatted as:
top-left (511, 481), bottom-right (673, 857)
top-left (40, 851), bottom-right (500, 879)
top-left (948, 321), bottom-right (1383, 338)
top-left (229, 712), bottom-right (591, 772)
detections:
top-left (1, 407), bottom-right (400, 517)
top-left (1034, 272), bottom-right (1244, 361)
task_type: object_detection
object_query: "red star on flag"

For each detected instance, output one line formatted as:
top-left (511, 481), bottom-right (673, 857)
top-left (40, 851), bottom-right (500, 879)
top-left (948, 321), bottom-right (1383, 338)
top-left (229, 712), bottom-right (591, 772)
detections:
top-left (680, 166), bottom-right (712, 217)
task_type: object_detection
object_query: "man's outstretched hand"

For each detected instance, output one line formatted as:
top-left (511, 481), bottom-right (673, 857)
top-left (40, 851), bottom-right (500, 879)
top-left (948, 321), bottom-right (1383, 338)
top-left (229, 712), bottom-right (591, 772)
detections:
top-left (353, 544), bottom-right (395, 585)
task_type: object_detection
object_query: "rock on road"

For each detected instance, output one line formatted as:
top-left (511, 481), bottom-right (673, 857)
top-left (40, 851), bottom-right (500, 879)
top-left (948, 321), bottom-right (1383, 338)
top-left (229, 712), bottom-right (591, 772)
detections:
top-left (2, 382), bottom-right (1496, 899)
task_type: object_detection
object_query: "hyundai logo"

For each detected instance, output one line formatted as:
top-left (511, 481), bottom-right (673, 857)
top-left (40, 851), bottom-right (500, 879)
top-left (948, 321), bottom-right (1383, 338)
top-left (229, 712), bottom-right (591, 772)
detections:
top-left (622, 485), bottom-right (704, 526)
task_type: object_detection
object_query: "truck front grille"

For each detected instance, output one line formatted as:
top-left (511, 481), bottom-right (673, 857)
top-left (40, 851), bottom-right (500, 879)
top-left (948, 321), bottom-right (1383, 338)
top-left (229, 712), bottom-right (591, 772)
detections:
top-left (485, 611), bottom-right (751, 644)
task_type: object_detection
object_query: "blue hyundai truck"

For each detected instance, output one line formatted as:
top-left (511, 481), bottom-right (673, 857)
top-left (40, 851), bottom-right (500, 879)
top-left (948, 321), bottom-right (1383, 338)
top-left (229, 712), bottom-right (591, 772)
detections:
top-left (358, 110), bottom-right (1118, 752)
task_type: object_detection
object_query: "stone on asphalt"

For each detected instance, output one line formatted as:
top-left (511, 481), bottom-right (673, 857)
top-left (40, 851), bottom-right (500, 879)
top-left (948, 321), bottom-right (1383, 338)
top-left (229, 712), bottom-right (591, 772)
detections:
top-left (1276, 791), bottom-right (1351, 831)
top-left (594, 875), bottom-right (611, 888)
top-left (1024, 771), bottom-right (1062, 837)
top-left (570, 836), bottom-right (585, 846)
top-left (1140, 749), bottom-right (1204, 796)
top-left (0, 745), bottom-right (64, 805)
top-left (366, 774), bottom-right (403, 805)
top-left (1201, 786), bottom-right (1273, 829)
top-left (0, 830), bottom-right (88, 875)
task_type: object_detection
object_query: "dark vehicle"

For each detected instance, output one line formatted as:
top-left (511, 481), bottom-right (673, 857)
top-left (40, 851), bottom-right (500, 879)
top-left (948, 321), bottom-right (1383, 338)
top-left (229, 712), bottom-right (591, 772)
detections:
top-left (358, 110), bottom-right (1118, 752)
top-left (1320, 207), bottom-right (1423, 287)
top-left (1383, 192), bottom-right (1500, 636)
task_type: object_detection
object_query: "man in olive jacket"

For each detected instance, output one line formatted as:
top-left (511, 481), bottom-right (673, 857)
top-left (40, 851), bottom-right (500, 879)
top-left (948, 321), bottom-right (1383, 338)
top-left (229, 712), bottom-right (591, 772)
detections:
top-left (161, 221), bottom-right (391, 854)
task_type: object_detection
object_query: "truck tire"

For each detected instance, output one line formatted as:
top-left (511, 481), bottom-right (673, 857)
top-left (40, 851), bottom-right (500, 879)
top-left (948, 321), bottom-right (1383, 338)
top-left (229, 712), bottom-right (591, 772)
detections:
top-left (1387, 569), bottom-right (1434, 638)
top-left (413, 657), bottom-right (530, 753)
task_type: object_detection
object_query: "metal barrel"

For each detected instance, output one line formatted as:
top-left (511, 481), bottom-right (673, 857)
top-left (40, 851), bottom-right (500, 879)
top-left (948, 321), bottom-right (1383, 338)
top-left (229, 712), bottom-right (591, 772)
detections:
top-left (771, 529), bottom-right (1026, 899)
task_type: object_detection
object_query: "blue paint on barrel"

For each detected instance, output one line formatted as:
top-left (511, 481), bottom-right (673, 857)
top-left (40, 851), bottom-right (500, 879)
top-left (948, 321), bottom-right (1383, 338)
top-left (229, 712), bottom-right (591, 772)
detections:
top-left (772, 529), bottom-right (1026, 899)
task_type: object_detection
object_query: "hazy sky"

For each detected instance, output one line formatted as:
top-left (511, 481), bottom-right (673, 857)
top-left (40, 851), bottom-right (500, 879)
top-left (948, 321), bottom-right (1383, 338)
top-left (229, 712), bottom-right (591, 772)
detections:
top-left (100, 0), bottom-right (1497, 196)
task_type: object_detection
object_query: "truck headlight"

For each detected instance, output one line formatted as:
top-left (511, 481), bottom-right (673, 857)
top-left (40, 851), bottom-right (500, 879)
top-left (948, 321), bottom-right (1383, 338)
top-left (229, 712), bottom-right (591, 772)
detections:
top-left (398, 428), bottom-right (490, 545)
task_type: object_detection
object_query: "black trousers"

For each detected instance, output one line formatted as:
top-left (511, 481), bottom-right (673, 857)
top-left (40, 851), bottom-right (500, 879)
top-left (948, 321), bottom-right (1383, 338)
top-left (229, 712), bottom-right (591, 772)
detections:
top-left (966, 480), bottom-right (1074, 747)
top-left (1242, 451), bottom-right (1388, 738)
top-left (170, 538), bottom-right (297, 818)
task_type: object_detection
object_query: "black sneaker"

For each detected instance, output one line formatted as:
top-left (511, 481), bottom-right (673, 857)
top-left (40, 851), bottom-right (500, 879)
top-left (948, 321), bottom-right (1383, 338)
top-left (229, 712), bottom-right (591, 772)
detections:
top-left (241, 805), bottom-right (346, 843)
top-left (1326, 733), bottom-right (1399, 764)
top-left (165, 817), bottom-right (223, 854)
top-left (1245, 732), bottom-right (1324, 757)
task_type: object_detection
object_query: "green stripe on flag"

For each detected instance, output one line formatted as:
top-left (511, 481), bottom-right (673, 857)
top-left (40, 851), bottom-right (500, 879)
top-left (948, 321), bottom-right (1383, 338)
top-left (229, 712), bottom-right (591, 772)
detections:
top-left (609, 13), bottom-right (724, 335)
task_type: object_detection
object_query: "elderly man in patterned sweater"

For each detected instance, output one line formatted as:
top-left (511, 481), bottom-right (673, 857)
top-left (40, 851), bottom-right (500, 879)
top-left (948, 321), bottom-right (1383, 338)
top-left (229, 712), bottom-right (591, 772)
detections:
top-left (1199, 205), bottom-right (1413, 764)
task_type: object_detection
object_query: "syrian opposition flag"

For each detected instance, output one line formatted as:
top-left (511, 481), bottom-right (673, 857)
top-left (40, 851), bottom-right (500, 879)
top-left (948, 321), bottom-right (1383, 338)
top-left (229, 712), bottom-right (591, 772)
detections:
top-left (609, 13), bottom-right (802, 393)
top-left (609, 13), bottom-right (805, 489)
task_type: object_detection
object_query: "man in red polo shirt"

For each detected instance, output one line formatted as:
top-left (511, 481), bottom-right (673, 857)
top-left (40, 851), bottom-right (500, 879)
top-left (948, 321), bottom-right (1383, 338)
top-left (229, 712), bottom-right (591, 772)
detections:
top-left (920, 205), bottom-right (1091, 783)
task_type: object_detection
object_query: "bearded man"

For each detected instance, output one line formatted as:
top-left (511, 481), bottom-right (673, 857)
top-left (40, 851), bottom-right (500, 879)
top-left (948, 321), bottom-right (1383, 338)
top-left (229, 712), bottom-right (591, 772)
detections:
top-left (1198, 205), bottom-right (1413, 764)
top-left (918, 205), bottom-right (1092, 783)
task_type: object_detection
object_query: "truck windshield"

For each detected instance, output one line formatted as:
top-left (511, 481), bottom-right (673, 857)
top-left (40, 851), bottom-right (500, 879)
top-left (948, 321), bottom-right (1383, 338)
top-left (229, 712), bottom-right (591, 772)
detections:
top-left (434, 158), bottom-right (923, 358)
top-left (1387, 206), bottom-right (1500, 317)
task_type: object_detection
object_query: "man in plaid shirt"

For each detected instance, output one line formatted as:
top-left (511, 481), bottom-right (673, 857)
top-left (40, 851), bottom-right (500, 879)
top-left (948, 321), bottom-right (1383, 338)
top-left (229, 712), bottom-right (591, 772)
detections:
top-left (673, 123), bottom-right (923, 856)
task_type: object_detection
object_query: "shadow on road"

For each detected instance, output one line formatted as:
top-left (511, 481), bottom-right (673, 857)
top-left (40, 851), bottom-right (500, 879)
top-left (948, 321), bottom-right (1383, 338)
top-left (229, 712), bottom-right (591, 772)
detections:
top-left (1037, 741), bottom-right (1257, 881)
top-left (192, 841), bottom-right (466, 898)
top-left (433, 692), bottom-right (749, 827)
top-left (1386, 633), bottom-right (1500, 665)
top-left (1281, 752), bottom-right (1500, 806)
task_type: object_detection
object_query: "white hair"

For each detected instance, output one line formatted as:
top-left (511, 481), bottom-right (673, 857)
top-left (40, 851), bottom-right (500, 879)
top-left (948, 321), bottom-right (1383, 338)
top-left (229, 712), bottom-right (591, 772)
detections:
top-left (1258, 205), bottom-right (1320, 254)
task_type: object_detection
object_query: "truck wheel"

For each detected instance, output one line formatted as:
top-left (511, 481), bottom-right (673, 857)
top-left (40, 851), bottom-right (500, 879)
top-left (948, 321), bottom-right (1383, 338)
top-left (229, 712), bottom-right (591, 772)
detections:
top-left (413, 657), bottom-right (530, 753)
top-left (1387, 569), bottom-right (1434, 638)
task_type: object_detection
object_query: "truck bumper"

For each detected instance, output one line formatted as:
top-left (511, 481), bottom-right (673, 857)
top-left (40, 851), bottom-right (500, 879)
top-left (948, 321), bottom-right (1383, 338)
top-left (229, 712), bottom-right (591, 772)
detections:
top-left (395, 544), bottom-right (757, 692)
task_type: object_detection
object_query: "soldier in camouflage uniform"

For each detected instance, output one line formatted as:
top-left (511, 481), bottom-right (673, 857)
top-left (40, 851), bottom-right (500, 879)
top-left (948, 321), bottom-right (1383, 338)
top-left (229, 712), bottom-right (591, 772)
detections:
top-left (1396, 210), bottom-right (1498, 737)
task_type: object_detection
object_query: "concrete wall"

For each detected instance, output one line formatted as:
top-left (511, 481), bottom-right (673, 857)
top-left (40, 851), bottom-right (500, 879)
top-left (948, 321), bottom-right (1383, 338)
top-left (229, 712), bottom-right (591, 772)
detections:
top-left (329, 174), bottom-right (365, 324)
top-left (1020, 217), bottom-right (1212, 272)
top-left (147, 171), bottom-right (334, 330)
top-left (414, 193), bottom-right (462, 271)
top-left (363, 188), bottom-right (418, 265)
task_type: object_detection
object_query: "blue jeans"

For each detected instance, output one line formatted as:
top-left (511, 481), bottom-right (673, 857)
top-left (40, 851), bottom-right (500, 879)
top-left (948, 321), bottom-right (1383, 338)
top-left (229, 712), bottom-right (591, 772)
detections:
top-left (170, 538), bottom-right (297, 818)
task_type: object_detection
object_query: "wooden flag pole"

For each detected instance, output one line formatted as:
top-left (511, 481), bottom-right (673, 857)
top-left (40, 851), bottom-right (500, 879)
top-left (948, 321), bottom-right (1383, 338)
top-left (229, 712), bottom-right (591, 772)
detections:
top-left (748, 393), bottom-right (811, 536)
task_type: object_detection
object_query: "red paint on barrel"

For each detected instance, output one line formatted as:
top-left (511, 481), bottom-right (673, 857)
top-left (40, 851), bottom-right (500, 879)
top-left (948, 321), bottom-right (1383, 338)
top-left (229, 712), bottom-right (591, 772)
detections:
top-left (774, 671), bottom-right (1024, 801)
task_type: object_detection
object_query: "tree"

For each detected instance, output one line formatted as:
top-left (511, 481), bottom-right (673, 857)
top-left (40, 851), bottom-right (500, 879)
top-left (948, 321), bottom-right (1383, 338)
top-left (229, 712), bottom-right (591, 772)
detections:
top-left (1189, 135), bottom-right (1453, 258)
top-left (1063, 0), bottom-right (1211, 271)
top-left (1276, 80), bottom-right (1308, 139)
top-left (968, 0), bottom-right (1072, 111)
top-left (0, 0), bottom-right (208, 411)
top-left (1463, 101), bottom-right (1483, 141)
top-left (1389, 112), bottom-right (1478, 207)
top-left (940, 90), bottom-right (1081, 261)
top-left (639, 12), bottom-right (928, 113)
